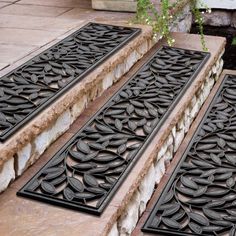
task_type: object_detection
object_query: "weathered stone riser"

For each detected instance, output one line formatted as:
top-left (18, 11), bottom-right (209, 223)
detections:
top-left (0, 35), bottom-right (154, 193)
top-left (107, 52), bottom-right (224, 236)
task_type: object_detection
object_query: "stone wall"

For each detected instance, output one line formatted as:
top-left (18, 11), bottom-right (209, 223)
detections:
top-left (108, 50), bottom-right (224, 236)
top-left (200, 10), bottom-right (236, 28)
top-left (197, 0), bottom-right (236, 10)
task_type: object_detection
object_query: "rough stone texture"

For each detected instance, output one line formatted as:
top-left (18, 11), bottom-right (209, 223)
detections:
top-left (232, 11), bottom-right (236, 27)
top-left (197, 0), bottom-right (236, 10)
top-left (0, 158), bottom-right (15, 192)
top-left (138, 164), bottom-right (155, 215)
top-left (171, 5), bottom-right (192, 32)
top-left (118, 191), bottom-right (141, 236)
top-left (201, 10), bottom-right (232, 27)
top-left (108, 223), bottom-right (119, 236)
top-left (92, 0), bottom-right (137, 12)
top-left (16, 143), bottom-right (32, 176)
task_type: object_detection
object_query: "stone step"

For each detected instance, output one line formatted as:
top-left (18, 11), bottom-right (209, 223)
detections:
top-left (17, 45), bottom-right (210, 215)
top-left (133, 69), bottom-right (236, 236)
top-left (0, 33), bottom-right (225, 236)
top-left (0, 22), bottom-right (154, 193)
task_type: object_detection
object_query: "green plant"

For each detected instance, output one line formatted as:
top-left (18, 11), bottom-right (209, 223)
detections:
top-left (133, 0), bottom-right (211, 51)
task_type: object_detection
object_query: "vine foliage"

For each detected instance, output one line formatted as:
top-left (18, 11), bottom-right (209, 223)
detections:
top-left (134, 0), bottom-right (211, 51)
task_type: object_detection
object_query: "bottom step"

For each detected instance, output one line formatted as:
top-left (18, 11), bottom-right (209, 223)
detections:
top-left (136, 70), bottom-right (236, 236)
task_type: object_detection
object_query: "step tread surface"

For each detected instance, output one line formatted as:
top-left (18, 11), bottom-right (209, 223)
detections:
top-left (134, 70), bottom-right (236, 236)
top-left (0, 22), bottom-right (140, 142)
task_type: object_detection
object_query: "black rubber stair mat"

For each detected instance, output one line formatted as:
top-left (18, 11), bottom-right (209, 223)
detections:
top-left (0, 22), bottom-right (140, 141)
top-left (142, 74), bottom-right (236, 235)
top-left (17, 46), bottom-right (210, 215)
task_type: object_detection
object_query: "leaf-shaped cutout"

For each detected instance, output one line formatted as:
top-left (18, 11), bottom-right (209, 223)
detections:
top-left (44, 167), bottom-right (65, 180)
top-left (75, 192), bottom-right (95, 199)
top-left (51, 175), bottom-right (66, 185)
top-left (49, 154), bottom-right (65, 167)
top-left (188, 198), bottom-right (209, 205)
top-left (130, 100), bottom-right (144, 108)
top-left (41, 181), bottom-right (56, 194)
top-left (63, 187), bottom-right (74, 201)
top-left (118, 144), bottom-right (127, 154)
top-left (69, 150), bottom-right (85, 160)
top-left (203, 208), bottom-right (222, 220)
top-left (227, 178), bottom-right (235, 188)
top-left (88, 166), bottom-right (109, 174)
top-left (189, 222), bottom-right (202, 234)
top-left (105, 176), bottom-right (116, 184)
top-left (217, 138), bottom-right (226, 148)
top-left (181, 176), bottom-right (198, 189)
top-left (210, 153), bottom-right (221, 165)
top-left (73, 163), bottom-right (95, 171)
top-left (189, 212), bottom-right (209, 226)
top-left (197, 143), bottom-right (216, 151)
top-left (162, 218), bottom-right (181, 229)
top-left (143, 124), bottom-right (152, 134)
top-left (83, 174), bottom-right (98, 187)
top-left (68, 177), bottom-right (84, 192)
top-left (115, 119), bottom-right (123, 131)
top-left (77, 140), bottom-right (91, 154)
top-left (106, 109), bottom-right (124, 116)
top-left (213, 220), bottom-right (233, 227)
top-left (206, 188), bottom-right (229, 197)
top-left (96, 124), bottom-right (114, 133)
top-left (162, 190), bottom-right (174, 204)
top-left (228, 142), bottom-right (236, 150)
top-left (86, 187), bottom-right (106, 194)
top-left (94, 154), bottom-right (117, 162)
top-left (215, 172), bottom-right (232, 180)
top-left (107, 159), bottom-right (125, 168)
top-left (193, 186), bottom-right (208, 197)
top-left (205, 200), bottom-right (225, 208)
top-left (191, 160), bottom-right (214, 168)
top-left (126, 149), bottom-right (138, 162)
top-left (89, 142), bottom-right (104, 150)
top-left (110, 139), bottom-right (127, 146)
top-left (225, 153), bottom-right (236, 164)
top-left (177, 187), bottom-right (194, 196)
top-left (126, 104), bottom-right (134, 114)
top-left (128, 121), bottom-right (137, 131)
top-left (202, 226), bottom-right (223, 232)
top-left (162, 203), bottom-right (180, 217)
top-left (99, 182), bottom-right (112, 190)
top-left (200, 169), bottom-right (216, 178)
top-left (26, 179), bottom-right (40, 191)
top-left (97, 134), bottom-right (113, 142)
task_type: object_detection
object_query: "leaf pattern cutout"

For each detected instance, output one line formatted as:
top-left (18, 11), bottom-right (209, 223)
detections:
top-left (20, 46), bottom-right (208, 214)
top-left (143, 75), bottom-right (236, 235)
